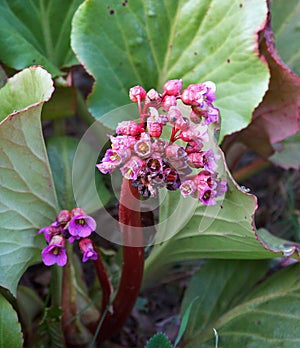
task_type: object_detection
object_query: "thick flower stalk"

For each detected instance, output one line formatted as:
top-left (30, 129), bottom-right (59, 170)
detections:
top-left (97, 79), bottom-right (227, 205)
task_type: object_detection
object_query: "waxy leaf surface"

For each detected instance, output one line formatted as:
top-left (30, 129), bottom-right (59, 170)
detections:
top-left (0, 293), bottom-right (23, 347)
top-left (0, 67), bottom-right (57, 296)
top-left (181, 260), bottom-right (300, 348)
top-left (72, 0), bottom-right (269, 141)
top-left (271, 0), bottom-right (300, 76)
top-left (143, 122), bottom-right (280, 285)
top-left (0, 0), bottom-right (82, 76)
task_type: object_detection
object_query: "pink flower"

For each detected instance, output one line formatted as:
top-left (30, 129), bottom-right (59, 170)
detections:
top-left (41, 235), bottom-right (67, 267)
top-left (165, 144), bottom-right (186, 160)
top-left (68, 213), bottom-right (96, 240)
top-left (129, 85), bottom-right (146, 102)
top-left (96, 161), bottom-right (117, 174)
top-left (79, 238), bottom-right (98, 262)
top-left (188, 150), bottom-right (219, 171)
top-left (134, 135), bottom-right (152, 158)
top-left (120, 156), bottom-right (144, 180)
top-left (147, 118), bottom-right (163, 137)
top-left (38, 221), bottom-right (63, 243)
top-left (146, 88), bottom-right (162, 104)
top-left (180, 180), bottom-right (197, 197)
top-left (162, 95), bottom-right (177, 111)
top-left (116, 121), bottom-right (144, 136)
top-left (163, 79), bottom-right (182, 96)
top-left (109, 135), bottom-right (137, 149)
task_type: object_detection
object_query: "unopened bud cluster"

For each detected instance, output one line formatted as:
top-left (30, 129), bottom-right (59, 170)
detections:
top-left (38, 208), bottom-right (97, 267)
top-left (97, 80), bottom-right (227, 204)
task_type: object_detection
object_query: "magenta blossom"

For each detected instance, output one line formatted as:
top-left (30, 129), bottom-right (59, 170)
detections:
top-left (79, 238), bottom-right (98, 262)
top-left (41, 235), bottom-right (67, 266)
top-left (68, 213), bottom-right (97, 241)
top-left (96, 79), bottom-right (227, 205)
top-left (38, 221), bottom-right (63, 243)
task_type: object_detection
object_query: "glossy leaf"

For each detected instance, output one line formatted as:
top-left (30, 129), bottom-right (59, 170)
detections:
top-left (181, 260), bottom-right (300, 348)
top-left (0, 293), bottom-right (23, 347)
top-left (46, 136), bottom-right (78, 210)
top-left (0, 67), bottom-right (57, 296)
top-left (269, 128), bottom-right (300, 170)
top-left (0, 0), bottom-right (82, 76)
top-left (144, 124), bottom-right (277, 285)
top-left (271, 0), bottom-right (300, 76)
top-left (72, 0), bottom-right (269, 141)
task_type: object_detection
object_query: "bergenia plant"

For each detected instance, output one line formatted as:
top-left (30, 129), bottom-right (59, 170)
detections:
top-left (97, 80), bottom-right (227, 205)
top-left (1, 1), bottom-right (300, 348)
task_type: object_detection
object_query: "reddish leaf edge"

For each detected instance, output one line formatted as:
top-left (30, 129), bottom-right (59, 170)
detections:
top-left (0, 66), bottom-right (55, 126)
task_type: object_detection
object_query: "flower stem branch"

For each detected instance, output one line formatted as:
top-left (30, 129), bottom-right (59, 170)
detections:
top-left (97, 178), bottom-right (144, 343)
top-left (93, 252), bottom-right (113, 315)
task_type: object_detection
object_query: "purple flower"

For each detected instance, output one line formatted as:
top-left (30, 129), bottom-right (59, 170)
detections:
top-left (79, 238), bottom-right (98, 262)
top-left (38, 221), bottom-right (62, 243)
top-left (68, 214), bottom-right (96, 240)
top-left (41, 235), bottom-right (67, 267)
top-left (199, 187), bottom-right (216, 205)
top-left (202, 81), bottom-right (216, 103)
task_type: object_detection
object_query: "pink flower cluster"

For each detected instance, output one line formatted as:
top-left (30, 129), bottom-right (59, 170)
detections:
top-left (97, 80), bottom-right (227, 205)
top-left (38, 208), bottom-right (98, 267)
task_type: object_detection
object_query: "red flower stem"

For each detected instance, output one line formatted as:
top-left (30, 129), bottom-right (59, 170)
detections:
top-left (93, 252), bottom-right (113, 314)
top-left (97, 178), bottom-right (144, 343)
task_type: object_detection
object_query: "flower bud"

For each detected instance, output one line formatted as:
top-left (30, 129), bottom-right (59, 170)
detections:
top-left (129, 85), bottom-right (146, 102)
top-left (163, 79), bottom-right (182, 96)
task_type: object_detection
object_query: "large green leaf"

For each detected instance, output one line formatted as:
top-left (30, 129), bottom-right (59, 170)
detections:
top-left (0, 67), bottom-right (57, 296)
top-left (46, 136), bottom-right (78, 210)
top-left (181, 260), bottom-right (300, 348)
top-left (143, 124), bottom-right (278, 285)
top-left (271, 0), bottom-right (300, 76)
top-left (0, 293), bottom-right (23, 347)
top-left (0, 0), bottom-right (82, 76)
top-left (71, 0), bottom-right (269, 141)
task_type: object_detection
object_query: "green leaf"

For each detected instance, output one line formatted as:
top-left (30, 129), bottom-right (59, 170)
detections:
top-left (0, 64), bottom-right (6, 88)
top-left (256, 228), bottom-right (300, 258)
top-left (174, 296), bottom-right (199, 348)
top-left (143, 121), bottom-right (276, 285)
top-left (72, 121), bottom-right (111, 213)
top-left (38, 306), bottom-right (65, 348)
top-left (71, 0), bottom-right (269, 140)
top-left (145, 332), bottom-right (173, 348)
top-left (269, 131), bottom-right (300, 170)
top-left (271, 0), bottom-right (300, 76)
top-left (0, 292), bottom-right (23, 348)
top-left (0, 0), bottom-right (82, 76)
top-left (0, 67), bottom-right (57, 296)
top-left (46, 136), bottom-right (78, 210)
top-left (181, 260), bottom-right (300, 348)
